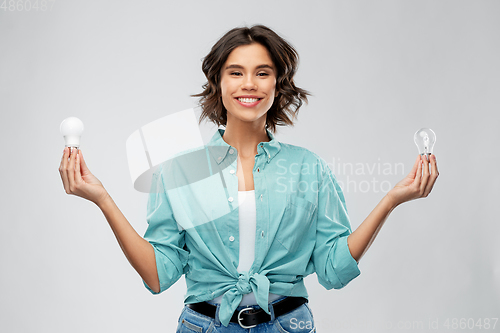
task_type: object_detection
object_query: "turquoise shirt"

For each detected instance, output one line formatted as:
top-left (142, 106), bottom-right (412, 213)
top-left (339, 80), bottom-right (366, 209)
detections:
top-left (142, 128), bottom-right (361, 327)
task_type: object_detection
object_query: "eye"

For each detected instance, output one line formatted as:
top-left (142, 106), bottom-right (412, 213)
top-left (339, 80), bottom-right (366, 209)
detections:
top-left (258, 73), bottom-right (269, 77)
top-left (230, 72), bottom-right (242, 76)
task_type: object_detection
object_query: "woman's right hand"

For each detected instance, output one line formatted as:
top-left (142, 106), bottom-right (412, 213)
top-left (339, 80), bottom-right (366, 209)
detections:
top-left (59, 147), bottom-right (109, 206)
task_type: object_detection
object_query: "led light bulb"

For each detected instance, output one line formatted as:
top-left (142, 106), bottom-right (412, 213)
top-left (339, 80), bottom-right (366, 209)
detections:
top-left (60, 117), bottom-right (84, 150)
top-left (414, 128), bottom-right (436, 156)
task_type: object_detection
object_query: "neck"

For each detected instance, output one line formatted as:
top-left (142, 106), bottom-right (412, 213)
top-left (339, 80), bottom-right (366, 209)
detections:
top-left (222, 120), bottom-right (270, 159)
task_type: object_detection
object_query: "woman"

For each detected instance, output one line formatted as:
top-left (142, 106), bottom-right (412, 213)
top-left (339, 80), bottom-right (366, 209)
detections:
top-left (59, 25), bottom-right (439, 332)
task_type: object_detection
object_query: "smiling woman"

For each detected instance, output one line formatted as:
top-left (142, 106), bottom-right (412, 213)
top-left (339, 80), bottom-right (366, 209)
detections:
top-left (59, 23), bottom-right (439, 333)
top-left (191, 25), bottom-right (311, 133)
top-left (220, 43), bottom-right (278, 128)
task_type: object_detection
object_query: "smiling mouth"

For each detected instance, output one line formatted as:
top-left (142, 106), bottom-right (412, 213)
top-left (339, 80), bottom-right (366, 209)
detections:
top-left (236, 97), bottom-right (262, 103)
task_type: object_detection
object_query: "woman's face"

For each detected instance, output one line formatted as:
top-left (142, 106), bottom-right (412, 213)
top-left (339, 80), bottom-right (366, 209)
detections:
top-left (220, 43), bottom-right (278, 127)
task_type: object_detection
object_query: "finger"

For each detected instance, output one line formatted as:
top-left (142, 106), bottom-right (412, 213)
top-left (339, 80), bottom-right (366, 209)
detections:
top-left (67, 147), bottom-right (77, 192)
top-left (431, 154), bottom-right (439, 175)
top-left (420, 154), bottom-right (430, 195)
top-left (423, 154), bottom-right (439, 196)
top-left (59, 147), bottom-right (66, 167)
top-left (78, 148), bottom-right (89, 173)
top-left (413, 156), bottom-right (423, 188)
top-left (407, 155), bottom-right (420, 178)
top-left (75, 149), bottom-right (83, 183)
top-left (59, 147), bottom-right (70, 193)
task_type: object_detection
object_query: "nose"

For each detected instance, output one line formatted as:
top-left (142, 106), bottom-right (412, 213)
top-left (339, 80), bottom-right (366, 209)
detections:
top-left (241, 75), bottom-right (257, 90)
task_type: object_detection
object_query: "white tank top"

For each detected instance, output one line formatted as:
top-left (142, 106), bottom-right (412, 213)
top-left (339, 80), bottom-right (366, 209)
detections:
top-left (210, 190), bottom-right (282, 306)
top-left (236, 190), bottom-right (257, 273)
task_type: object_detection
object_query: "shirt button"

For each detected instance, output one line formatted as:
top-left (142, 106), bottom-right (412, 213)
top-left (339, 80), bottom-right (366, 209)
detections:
top-left (261, 231), bottom-right (265, 238)
top-left (228, 197), bottom-right (234, 202)
top-left (268, 154), bottom-right (271, 159)
top-left (229, 236), bottom-right (235, 242)
top-left (260, 194), bottom-right (263, 201)
top-left (218, 156), bottom-right (222, 161)
top-left (229, 149), bottom-right (234, 154)
top-left (257, 168), bottom-right (260, 172)
top-left (230, 169), bottom-right (235, 174)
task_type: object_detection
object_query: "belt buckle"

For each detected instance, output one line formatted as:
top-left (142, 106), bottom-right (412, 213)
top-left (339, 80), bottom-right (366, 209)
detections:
top-left (237, 307), bottom-right (257, 329)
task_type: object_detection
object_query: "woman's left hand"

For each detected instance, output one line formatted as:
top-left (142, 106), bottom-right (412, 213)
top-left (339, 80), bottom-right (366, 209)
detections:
top-left (386, 154), bottom-right (439, 207)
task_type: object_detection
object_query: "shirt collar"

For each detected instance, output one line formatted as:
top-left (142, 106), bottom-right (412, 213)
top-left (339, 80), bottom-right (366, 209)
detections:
top-left (207, 128), bottom-right (281, 164)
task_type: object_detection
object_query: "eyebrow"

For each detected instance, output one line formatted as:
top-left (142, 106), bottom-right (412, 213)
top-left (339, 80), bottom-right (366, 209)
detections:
top-left (225, 64), bottom-right (274, 71)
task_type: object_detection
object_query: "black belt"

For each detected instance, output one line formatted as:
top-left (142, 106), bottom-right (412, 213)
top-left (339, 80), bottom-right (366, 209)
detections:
top-left (186, 296), bottom-right (307, 329)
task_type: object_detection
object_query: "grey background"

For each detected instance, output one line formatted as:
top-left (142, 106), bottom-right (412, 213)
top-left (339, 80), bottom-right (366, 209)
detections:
top-left (1, 0), bottom-right (499, 332)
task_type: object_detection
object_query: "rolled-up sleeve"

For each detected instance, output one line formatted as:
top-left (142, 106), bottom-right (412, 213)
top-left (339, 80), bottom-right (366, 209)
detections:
top-left (142, 165), bottom-right (189, 294)
top-left (312, 160), bottom-right (360, 290)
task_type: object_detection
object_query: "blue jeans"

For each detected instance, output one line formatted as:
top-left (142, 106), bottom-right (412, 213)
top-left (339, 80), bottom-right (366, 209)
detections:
top-left (176, 297), bottom-right (316, 332)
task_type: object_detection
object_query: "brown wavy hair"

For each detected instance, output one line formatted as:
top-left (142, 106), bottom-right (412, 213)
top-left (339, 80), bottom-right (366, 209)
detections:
top-left (191, 24), bottom-right (311, 133)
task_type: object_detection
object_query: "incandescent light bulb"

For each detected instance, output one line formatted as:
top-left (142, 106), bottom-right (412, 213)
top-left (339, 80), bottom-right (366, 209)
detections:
top-left (60, 117), bottom-right (84, 150)
top-left (414, 128), bottom-right (436, 156)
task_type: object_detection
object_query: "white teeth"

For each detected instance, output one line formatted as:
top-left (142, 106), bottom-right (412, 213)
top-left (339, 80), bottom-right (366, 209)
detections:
top-left (238, 98), bottom-right (259, 103)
